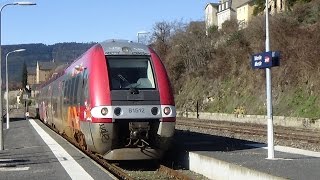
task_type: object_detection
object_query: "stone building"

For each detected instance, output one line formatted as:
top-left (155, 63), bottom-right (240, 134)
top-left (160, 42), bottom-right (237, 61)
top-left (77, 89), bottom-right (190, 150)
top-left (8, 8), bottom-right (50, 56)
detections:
top-left (205, 3), bottom-right (219, 31)
top-left (237, 0), bottom-right (255, 29)
top-left (36, 61), bottom-right (57, 84)
top-left (268, 0), bottom-right (286, 14)
top-left (27, 61), bottom-right (57, 86)
top-left (205, 0), bottom-right (286, 30)
top-left (27, 67), bottom-right (37, 85)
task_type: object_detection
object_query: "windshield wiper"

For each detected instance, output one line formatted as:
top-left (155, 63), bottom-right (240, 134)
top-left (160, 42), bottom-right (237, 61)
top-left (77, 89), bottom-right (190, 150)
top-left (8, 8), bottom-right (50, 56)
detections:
top-left (117, 74), bottom-right (139, 94)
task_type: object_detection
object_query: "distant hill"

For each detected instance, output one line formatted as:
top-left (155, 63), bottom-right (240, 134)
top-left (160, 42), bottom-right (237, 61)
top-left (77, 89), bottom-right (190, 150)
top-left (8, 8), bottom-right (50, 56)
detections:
top-left (2, 42), bottom-right (96, 84)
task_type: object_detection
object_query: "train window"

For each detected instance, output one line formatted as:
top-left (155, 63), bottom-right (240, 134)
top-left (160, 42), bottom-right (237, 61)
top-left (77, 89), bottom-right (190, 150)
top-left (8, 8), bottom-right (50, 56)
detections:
top-left (107, 57), bottom-right (156, 90)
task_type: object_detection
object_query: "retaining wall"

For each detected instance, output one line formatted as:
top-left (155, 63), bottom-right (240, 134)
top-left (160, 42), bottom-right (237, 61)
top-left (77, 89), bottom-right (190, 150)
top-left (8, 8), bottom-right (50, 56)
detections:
top-left (177, 111), bottom-right (320, 130)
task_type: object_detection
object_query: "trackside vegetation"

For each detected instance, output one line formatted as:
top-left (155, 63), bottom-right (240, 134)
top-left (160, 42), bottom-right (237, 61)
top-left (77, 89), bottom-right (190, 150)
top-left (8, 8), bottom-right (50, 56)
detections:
top-left (150, 0), bottom-right (320, 119)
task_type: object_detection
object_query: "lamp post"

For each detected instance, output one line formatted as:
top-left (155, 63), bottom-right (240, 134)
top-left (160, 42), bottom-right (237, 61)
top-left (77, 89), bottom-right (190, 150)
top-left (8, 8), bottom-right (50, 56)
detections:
top-left (0, 1), bottom-right (36, 150)
top-left (6, 49), bottom-right (26, 129)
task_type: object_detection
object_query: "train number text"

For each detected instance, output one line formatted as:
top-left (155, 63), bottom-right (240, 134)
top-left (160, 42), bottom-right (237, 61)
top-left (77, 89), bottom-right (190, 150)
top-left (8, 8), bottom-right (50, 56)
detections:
top-left (128, 108), bottom-right (145, 114)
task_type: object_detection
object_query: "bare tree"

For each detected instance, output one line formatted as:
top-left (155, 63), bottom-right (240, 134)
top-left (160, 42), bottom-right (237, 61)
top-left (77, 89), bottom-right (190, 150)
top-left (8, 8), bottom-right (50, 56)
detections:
top-left (150, 21), bottom-right (173, 60)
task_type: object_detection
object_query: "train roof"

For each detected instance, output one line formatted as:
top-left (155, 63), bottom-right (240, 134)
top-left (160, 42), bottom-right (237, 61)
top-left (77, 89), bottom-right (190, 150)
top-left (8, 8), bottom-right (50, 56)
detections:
top-left (99, 39), bottom-right (150, 56)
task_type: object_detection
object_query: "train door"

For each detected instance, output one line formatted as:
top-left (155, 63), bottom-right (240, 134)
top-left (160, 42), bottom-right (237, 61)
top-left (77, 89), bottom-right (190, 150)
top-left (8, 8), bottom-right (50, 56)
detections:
top-left (71, 74), bottom-right (80, 130)
top-left (52, 81), bottom-right (62, 130)
top-left (47, 85), bottom-right (53, 125)
top-left (76, 73), bottom-right (83, 120)
top-left (62, 78), bottom-right (70, 133)
top-left (80, 69), bottom-right (94, 147)
top-left (57, 80), bottom-right (64, 130)
top-left (39, 88), bottom-right (46, 121)
top-left (67, 76), bottom-right (76, 130)
top-left (79, 69), bottom-right (89, 118)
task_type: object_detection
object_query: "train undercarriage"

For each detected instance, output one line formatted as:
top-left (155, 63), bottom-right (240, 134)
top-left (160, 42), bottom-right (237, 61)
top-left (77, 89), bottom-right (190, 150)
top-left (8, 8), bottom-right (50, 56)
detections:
top-left (81, 120), bottom-right (174, 160)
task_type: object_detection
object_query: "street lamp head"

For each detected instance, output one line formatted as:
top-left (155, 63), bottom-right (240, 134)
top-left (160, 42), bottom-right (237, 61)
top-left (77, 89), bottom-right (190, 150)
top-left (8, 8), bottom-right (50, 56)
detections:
top-left (13, 49), bottom-right (26, 52)
top-left (14, 2), bottom-right (36, 6)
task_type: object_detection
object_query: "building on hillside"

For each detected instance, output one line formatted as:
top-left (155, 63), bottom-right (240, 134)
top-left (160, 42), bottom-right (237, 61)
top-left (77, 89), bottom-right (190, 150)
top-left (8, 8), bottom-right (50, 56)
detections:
top-left (205, 3), bottom-right (219, 31)
top-left (27, 61), bottom-right (59, 97)
top-left (27, 60), bottom-right (57, 86)
top-left (268, 0), bottom-right (286, 14)
top-left (27, 67), bottom-right (37, 85)
top-left (36, 61), bottom-right (57, 84)
top-left (205, 0), bottom-right (286, 31)
top-left (217, 0), bottom-right (236, 29)
top-left (216, 0), bottom-right (250, 29)
top-left (237, 0), bottom-right (255, 29)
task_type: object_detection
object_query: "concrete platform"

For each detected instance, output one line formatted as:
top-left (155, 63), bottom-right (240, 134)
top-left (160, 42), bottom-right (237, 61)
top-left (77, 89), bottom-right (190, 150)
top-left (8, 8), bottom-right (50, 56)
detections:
top-left (189, 143), bottom-right (320, 180)
top-left (0, 109), bottom-right (115, 180)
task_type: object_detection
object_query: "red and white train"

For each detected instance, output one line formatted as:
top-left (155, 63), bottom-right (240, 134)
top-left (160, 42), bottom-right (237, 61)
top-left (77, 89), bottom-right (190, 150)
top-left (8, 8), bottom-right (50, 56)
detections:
top-left (36, 39), bottom-right (176, 160)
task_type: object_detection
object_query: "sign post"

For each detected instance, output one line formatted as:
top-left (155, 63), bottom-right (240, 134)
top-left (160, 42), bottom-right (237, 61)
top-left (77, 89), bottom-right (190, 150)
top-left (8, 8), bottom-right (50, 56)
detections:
top-left (252, 50), bottom-right (280, 159)
top-left (251, 1), bottom-right (281, 159)
top-left (265, 0), bottom-right (273, 160)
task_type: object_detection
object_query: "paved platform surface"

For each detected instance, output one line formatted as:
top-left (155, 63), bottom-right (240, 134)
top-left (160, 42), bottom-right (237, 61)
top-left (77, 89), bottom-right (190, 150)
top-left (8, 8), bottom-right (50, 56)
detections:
top-left (181, 130), bottom-right (320, 180)
top-left (0, 109), bottom-right (115, 180)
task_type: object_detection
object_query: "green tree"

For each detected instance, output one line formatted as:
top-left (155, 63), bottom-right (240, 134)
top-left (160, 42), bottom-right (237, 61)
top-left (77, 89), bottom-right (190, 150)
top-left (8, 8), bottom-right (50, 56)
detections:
top-left (253, 0), bottom-right (265, 16)
top-left (22, 61), bottom-right (27, 89)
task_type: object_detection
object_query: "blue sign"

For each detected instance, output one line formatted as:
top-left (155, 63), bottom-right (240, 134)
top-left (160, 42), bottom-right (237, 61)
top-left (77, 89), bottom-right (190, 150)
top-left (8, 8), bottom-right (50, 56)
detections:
top-left (251, 51), bottom-right (280, 69)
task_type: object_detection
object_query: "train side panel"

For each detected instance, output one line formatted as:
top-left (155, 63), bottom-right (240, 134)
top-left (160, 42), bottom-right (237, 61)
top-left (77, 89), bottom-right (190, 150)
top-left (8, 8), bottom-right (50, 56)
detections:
top-left (149, 48), bottom-right (176, 152)
top-left (83, 45), bottom-right (115, 153)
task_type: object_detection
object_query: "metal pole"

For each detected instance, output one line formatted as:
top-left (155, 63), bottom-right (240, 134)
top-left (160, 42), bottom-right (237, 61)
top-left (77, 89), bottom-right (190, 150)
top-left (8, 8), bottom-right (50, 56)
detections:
top-left (5, 49), bottom-right (25, 129)
top-left (0, 3), bottom-right (17, 151)
top-left (0, 5), bottom-right (3, 151)
top-left (265, 0), bottom-right (274, 159)
top-left (0, 4), bottom-right (11, 151)
top-left (5, 52), bottom-right (8, 129)
top-left (0, 2), bottom-right (36, 150)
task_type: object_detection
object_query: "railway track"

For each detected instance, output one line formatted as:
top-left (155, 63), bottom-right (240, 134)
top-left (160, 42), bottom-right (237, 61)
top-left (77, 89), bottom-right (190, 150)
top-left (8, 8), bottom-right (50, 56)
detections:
top-left (177, 118), bottom-right (320, 144)
top-left (24, 108), bottom-right (200, 179)
top-left (39, 117), bottom-right (191, 180)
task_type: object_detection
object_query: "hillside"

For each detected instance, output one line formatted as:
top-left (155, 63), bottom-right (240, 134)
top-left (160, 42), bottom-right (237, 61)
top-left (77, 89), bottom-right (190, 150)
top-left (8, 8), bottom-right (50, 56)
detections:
top-left (2, 42), bottom-right (95, 85)
top-left (150, 0), bottom-right (320, 118)
top-left (3, 0), bottom-right (319, 119)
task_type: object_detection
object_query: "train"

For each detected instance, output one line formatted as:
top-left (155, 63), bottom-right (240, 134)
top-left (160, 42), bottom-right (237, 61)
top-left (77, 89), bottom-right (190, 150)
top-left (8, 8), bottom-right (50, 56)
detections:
top-left (36, 39), bottom-right (176, 160)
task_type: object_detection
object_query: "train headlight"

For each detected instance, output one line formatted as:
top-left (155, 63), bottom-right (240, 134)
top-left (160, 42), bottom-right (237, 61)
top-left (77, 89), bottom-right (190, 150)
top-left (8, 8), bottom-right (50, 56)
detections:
top-left (151, 107), bottom-right (158, 115)
top-left (163, 107), bottom-right (171, 115)
top-left (101, 107), bottom-right (108, 116)
top-left (114, 107), bottom-right (122, 116)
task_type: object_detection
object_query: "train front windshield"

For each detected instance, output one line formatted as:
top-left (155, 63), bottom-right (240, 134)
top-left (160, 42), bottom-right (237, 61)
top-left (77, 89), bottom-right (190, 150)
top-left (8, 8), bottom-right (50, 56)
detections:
top-left (107, 56), bottom-right (156, 90)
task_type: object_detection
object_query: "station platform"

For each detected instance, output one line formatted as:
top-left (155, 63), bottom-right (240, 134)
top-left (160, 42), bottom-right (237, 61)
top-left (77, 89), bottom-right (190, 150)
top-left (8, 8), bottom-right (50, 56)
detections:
top-left (0, 109), bottom-right (115, 180)
top-left (184, 131), bottom-right (320, 180)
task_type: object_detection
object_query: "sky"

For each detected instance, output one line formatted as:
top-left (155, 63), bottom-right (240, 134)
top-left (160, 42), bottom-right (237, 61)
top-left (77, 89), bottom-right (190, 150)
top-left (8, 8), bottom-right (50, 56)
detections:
top-left (1, 0), bottom-right (217, 45)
